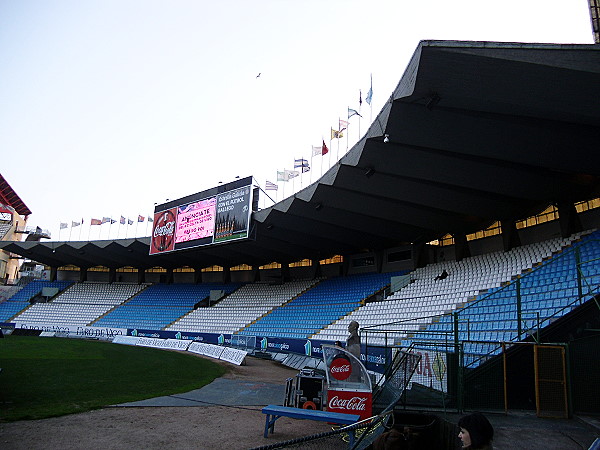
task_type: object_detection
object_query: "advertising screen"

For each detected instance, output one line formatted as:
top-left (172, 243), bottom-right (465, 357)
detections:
top-left (175, 197), bottom-right (217, 244)
top-left (150, 177), bottom-right (255, 255)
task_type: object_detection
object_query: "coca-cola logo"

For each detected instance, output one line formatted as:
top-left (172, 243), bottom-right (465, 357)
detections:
top-left (154, 221), bottom-right (175, 237)
top-left (328, 395), bottom-right (367, 411)
top-left (330, 356), bottom-right (352, 381)
top-left (151, 209), bottom-right (176, 254)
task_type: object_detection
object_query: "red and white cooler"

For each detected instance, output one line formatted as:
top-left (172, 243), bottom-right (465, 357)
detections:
top-left (322, 345), bottom-right (373, 420)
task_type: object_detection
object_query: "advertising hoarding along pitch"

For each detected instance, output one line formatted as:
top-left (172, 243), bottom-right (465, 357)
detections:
top-left (150, 177), bottom-right (255, 255)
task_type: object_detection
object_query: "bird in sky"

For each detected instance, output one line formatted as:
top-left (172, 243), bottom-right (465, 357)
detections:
top-left (256, 73), bottom-right (261, 78)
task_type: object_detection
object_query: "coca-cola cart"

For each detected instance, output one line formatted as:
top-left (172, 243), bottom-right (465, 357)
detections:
top-left (321, 344), bottom-right (372, 420)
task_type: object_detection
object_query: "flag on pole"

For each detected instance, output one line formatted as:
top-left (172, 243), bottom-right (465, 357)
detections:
top-left (91, 218), bottom-right (102, 225)
top-left (348, 107), bottom-right (362, 119)
top-left (294, 158), bottom-right (310, 172)
top-left (284, 169), bottom-right (300, 179)
top-left (128, 219), bottom-right (133, 225)
top-left (60, 222), bottom-right (68, 229)
top-left (72, 220), bottom-right (82, 227)
top-left (331, 128), bottom-right (344, 139)
top-left (277, 170), bottom-right (289, 182)
top-left (138, 215), bottom-right (145, 222)
top-left (294, 158), bottom-right (309, 168)
top-left (147, 216), bottom-right (154, 222)
top-left (120, 216), bottom-right (126, 225)
top-left (322, 140), bottom-right (329, 155)
top-left (339, 119), bottom-right (349, 131)
top-left (102, 217), bottom-right (111, 224)
top-left (312, 145), bottom-right (323, 156)
top-left (366, 74), bottom-right (373, 105)
top-left (359, 89), bottom-right (363, 106)
top-left (266, 181), bottom-right (278, 191)
top-left (110, 218), bottom-right (117, 224)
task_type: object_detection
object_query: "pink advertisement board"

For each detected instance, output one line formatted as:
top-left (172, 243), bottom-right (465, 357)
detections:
top-left (175, 197), bottom-right (217, 244)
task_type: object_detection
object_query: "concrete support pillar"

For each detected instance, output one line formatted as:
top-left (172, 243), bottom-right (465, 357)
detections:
top-left (342, 256), bottom-right (350, 276)
top-left (454, 233), bottom-right (471, 262)
top-left (413, 242), bottom-right (428, 268)
top-left (501, 220), bottom-right (521, 252)
top-left (374, 250), bottom-right (384, 273)
top-left (222, 266), bottom-right (231, 283)
top-left (194, 268), bottom-right (203, 284)
top-left (311, 259), bottom-right (322, 279)
top-left (281, 263), bottom-right (290, 282)
top-left (165, 268), bottom-right (174, 284)
top-left (557, 200), bottom-right (582, 238)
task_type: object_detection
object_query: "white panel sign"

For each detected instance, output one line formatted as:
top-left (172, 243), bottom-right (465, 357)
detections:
top-left (164, 338), bottom-right (192, 350)
top-left (113, 336), bottom-right (141, 346)
top-left (13, 322), bottom-right (126, 339)
top-left (188, 342), bottom-right (225, 359)
top-left (219, 347), bottom-right (247, 365)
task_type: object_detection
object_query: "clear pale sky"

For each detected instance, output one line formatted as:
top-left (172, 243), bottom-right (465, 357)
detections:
top-left (0, 0), bottom-right (594, 241)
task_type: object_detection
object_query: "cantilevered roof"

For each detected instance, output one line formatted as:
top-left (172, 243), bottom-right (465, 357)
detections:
top-left (0, 174), bottom-right (32, 216)
top-left (2, 41), bottom-right (600, 270)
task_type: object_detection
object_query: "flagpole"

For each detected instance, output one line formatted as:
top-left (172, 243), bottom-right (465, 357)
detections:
top-left (310, 149), bottom-right (314, 184)
top-left (320, 144), bottom-right (324, 177)
top-left (370, 74), bottom-right (373, 124)
top-left (358, 94), bottom-right (362, 144)
top-left (329, 135), bottom-right (333, 171)
top-left (259, 184), bottom-right (276, 205)
top-left (337, 122), bottom-right (341, 160)
top-left (356, 91), bottom-right (362, 144)
top-left (335, 123), bottom-right (339, 160)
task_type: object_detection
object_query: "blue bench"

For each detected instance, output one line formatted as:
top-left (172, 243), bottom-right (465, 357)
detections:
top-left (262, 405), bottom-right (360, 443)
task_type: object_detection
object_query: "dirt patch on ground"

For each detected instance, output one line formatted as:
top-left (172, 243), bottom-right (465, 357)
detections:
top-left (0, 356), bottom-right (335, 450)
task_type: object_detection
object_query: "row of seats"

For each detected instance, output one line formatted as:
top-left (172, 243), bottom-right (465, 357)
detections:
top-left (165, 279), bottom-right (319, 334)
top-left (238, 272), bottom-right (407, 339)
top-left (0, 280), bottom-right (74, 322)
top-left (314, 231), bottom-right (595, 348)
top-left (3, 230), bottom-right (597, 367)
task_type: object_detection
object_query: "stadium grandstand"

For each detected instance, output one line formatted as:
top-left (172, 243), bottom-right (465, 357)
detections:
top-left (1, 40), bottom-right (600, 421)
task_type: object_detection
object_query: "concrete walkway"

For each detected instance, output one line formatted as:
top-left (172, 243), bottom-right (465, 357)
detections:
top-left (113, 370), bottom-right (600, 449)
top-left (115, 378), bottom-right (285, 408)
